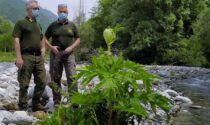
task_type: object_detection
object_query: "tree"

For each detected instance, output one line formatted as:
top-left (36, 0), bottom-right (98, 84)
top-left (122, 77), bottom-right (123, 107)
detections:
top-left (75, 21), bottom-right (96, 61)
top-left (0, 16), bottom-right (14, 52)
top-left (193, 8), bottom-right (210, 66)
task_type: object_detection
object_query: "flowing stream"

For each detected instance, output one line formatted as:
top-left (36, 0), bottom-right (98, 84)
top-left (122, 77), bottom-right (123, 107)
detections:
top-left (172, 77), bottom-right (210, 125)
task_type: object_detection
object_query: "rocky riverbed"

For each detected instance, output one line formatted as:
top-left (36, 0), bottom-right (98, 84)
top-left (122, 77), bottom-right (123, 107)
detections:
top-left (0, 63), bottom-right (209, 125)
top-left (145, 65), bottom-right (210, 125)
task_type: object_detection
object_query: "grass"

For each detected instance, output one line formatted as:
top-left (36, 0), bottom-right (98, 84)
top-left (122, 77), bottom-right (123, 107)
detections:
top-left (0, 51), bottom-right (50, 62)
top-left (0, 52), bottom-right (16, 62)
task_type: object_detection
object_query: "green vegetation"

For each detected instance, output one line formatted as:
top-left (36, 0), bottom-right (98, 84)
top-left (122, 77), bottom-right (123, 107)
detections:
top-left (0, 16), bottom-right (15, 62)
top-left (75, 22), bottom-right (96, 61)
top-left (0, 52), bottom-right (16, 62)
top-left (77, 0), bottom-right (210, 67)
top-left (193, 8), bottom-right (210, 67)
top-left (38, 28), bottom-right (171, 125)
top-left (0, 16), bottom-right (14, 52)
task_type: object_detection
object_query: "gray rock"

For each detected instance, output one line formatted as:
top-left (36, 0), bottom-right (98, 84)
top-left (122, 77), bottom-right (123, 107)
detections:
top-left (164, 89), bottom-right (178, 97)
top-left (2, 111), bottom-right (35, 125)
top-left (174, 96), bottom-right (193, 106)
top-left (8, 123), bottom-right (16, 125)
top-left (160, 91), bottom-right (171, 99)
top-left (169, 104), bottom-right (181, 116)
top-left (0, 75), bottom-right (10, 81)
top-left (28, 85), bottom-right (53, 99)
top-left (9, 80), bottom-right (19, 85)
top-left (0, 82), bottom-right (8, 89)
top-left (42, 86), bottom-right (53, 98)
top-left (158, 70), bottom-right (169, 77)
top-left (7, 84), bottom-right (18, 96)
top-left (45, 70), bottom-right (51, 84)
top-left (0, 110), bottom-right (13, 123)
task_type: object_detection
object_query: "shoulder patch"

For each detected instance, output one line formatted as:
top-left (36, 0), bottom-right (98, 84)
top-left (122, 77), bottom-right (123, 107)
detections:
top-left (67, 28), bottom-right (73, 33)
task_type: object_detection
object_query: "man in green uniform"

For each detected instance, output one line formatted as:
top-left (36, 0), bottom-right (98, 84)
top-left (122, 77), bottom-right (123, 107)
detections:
top-left (44, 4), bottom-right (80, 106)
top-left (13, 0), bottom-right (46, 111)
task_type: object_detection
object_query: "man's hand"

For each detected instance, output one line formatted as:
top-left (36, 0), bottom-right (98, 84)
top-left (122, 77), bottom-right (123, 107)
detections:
top-left (51, 46), bottom-right (60, 55)
top-left (64, 38), bottom-right (80, 55)
top-left (64, 47), bottom-right (72, 55)
top-left (16, 57), bottom-right (24, 69)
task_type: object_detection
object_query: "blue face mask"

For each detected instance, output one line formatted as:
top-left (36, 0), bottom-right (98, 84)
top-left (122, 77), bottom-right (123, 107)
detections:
top-left (32, 9), bottom-right (39, 18)
top-left (58, 12), bottom-right (68, 21)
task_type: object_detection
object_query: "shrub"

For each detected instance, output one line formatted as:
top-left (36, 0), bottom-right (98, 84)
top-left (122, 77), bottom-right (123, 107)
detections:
top-left (163, 39), bottom-right (206, 66)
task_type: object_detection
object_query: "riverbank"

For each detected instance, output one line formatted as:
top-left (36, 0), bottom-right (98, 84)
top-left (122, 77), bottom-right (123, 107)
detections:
top-left (0, 63), bottom-right (209, 125)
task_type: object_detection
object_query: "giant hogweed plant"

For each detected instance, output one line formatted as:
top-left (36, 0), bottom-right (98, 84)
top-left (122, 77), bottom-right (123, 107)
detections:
top-left (38, 28), bottom-right (171, 125)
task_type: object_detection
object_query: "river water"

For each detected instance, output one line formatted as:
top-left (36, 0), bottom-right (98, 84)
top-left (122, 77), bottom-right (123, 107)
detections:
top-left (172, 77), bottom-right (210, 125)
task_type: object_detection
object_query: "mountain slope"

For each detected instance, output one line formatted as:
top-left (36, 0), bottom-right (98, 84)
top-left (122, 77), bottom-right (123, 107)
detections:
top-left (0, 0), bottom-right (57, 31)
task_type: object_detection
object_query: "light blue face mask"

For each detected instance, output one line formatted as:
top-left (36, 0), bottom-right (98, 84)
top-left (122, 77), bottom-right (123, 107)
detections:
top-left (32, 9), bottom-right (39, 18)
top-left (58, 12), bottom-right (68, 21)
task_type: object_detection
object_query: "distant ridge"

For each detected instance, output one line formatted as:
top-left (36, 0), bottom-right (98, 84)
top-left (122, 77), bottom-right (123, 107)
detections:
top-left (0, 0), bottom-right (57, 31)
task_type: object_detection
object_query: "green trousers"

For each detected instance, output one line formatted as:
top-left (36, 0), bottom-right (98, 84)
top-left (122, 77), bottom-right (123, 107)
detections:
top-left (18, 54), bottom-right (46, 110)
top-left (49, 52), bottom-right (77, 105)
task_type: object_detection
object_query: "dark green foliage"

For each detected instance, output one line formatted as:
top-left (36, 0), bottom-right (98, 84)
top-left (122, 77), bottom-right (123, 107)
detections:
top-left (193, 8), bottom-right (210, 66)
top-left (86, 0), bottom-right (207, 66)
top-left (163, 39), bottom-right (206, 66)
top-left (75, 22), bottom-right (96, 61)
top-left (37, 105), bottom-right (93, 125)
top-left (0, 16), bottom-right (14, 52)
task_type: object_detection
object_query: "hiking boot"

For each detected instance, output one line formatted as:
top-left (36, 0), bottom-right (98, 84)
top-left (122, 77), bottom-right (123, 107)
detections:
top-left (32, 103), bottom-right (47, 112)
top-left (18, 104), bottom-right (28, 111)
top-left (40, 97), bottom-right (49, 106)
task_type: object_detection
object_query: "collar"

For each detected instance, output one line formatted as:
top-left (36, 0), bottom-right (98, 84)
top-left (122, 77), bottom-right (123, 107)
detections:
top-left (57, 19), bottom-right (69, 25)
top-left (25, 16), bottom-right (36, 22)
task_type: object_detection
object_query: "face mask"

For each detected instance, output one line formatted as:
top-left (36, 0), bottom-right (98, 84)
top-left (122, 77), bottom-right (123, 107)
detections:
top-left (32, 9), bottom-right (39, 18)
top-left (58, 12), bottom-right (68, 21)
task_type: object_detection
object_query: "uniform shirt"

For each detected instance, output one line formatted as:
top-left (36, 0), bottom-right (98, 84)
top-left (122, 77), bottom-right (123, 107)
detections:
top-left (12, 16), bottom-right (43, 52)
top-left (45, 20), bottom-right (80, 50)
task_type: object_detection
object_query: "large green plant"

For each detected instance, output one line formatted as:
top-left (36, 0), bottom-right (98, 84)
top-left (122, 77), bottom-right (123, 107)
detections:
top-left (38, 28), bottom-right (171, 125)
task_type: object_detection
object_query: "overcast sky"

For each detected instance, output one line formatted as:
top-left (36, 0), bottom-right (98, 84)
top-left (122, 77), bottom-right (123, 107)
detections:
top-left (37, 0), bottom-right (98, 20)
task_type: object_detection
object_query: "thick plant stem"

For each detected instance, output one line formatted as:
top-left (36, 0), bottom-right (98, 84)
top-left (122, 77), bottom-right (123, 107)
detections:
top-left (108, 105), bottom-right (113, 125)
top-left (107, 44), bottom-right (112, 55)
top-left (91, 109), bottom-right (100, 125)
top-left (116, 111), bottom-right (120, 125)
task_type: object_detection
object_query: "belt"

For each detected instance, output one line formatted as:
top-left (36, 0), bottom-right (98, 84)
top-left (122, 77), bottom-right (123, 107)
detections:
top-left (21, 51), bottom-right (41, 56)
